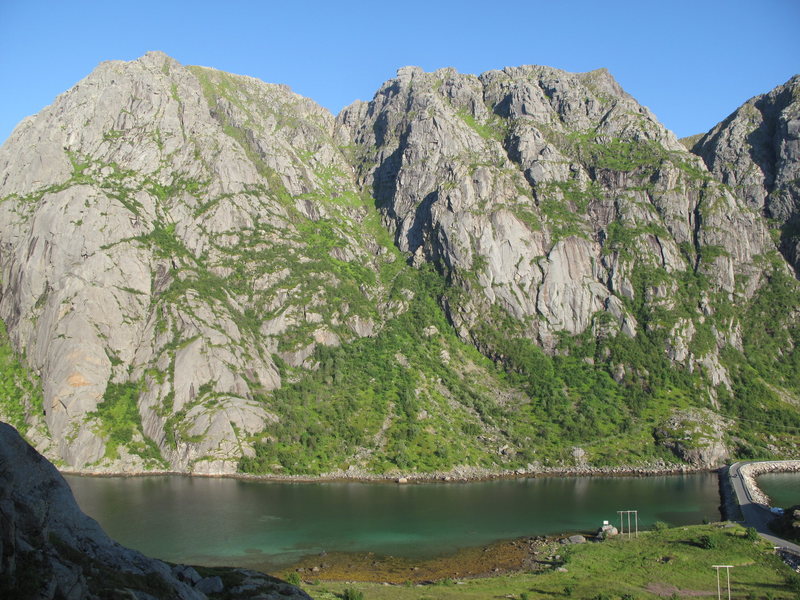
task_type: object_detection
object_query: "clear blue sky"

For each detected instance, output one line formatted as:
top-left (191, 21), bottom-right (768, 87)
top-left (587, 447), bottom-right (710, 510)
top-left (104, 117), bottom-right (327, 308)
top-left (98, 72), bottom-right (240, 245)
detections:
top-left (1, 0), bottom-right (798, 144)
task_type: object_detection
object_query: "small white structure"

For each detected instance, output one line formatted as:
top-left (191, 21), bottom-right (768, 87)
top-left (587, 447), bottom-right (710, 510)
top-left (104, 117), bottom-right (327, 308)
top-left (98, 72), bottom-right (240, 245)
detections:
top-left (597, 522), bottom-right (619, 539)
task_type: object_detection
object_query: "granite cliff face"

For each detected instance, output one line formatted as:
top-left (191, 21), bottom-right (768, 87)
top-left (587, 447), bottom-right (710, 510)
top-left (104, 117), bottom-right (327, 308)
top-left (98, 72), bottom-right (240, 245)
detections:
top-left (691, 75), bottom-right (800, 273)
top-left (0, 52), bottom-right (399, 473)
top-left (0, 52), bottom-right (798, 474)
top-left (0, 422), bottom-right (310, 600)
top-left (339, 65), bottom-right (769, 349)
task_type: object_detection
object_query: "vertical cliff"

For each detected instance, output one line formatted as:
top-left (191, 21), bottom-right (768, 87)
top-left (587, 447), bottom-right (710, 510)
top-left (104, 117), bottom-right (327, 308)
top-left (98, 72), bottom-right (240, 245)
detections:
top-left (0, 52), bottom-right (401, 473)
top-left (338, 64), bottom-right (771, 387)
top-left (692, 75), bottom-right (800, 272)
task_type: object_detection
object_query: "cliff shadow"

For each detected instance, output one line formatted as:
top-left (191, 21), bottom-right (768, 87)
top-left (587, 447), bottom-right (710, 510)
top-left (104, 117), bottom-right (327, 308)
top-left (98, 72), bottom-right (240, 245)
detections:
top-left (405, 190), bottom-right (438, 257)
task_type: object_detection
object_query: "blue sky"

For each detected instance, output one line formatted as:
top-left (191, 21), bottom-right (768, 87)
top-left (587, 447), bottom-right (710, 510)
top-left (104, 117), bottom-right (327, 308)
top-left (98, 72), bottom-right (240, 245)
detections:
top-left (1, 0), bottom-right (798, 144)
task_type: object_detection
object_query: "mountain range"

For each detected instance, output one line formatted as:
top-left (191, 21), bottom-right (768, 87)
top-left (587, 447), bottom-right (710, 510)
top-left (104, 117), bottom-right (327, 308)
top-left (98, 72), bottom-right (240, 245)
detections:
top-left (0, 51), bottom-right (798, 475)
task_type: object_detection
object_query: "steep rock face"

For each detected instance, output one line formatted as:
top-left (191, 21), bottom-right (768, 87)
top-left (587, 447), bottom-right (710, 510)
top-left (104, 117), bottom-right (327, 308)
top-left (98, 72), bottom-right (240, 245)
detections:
top-left (692, 75), bottom-right (800, 271)
top-left (0, 52), bottom-right (396, 472)
top-left (0, 422), bottom-right (310, 600)
top-left (338, 65), bottom-right (770, 355)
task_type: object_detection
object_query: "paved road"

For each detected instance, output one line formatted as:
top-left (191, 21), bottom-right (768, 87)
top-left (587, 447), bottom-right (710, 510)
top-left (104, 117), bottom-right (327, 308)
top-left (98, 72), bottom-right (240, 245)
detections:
top-left (728, 461), bottom-right (800, 554)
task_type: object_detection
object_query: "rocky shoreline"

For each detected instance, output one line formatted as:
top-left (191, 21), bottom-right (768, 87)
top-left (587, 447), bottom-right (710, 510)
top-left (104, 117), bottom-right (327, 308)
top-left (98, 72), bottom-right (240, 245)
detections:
top-left (278, 535), bottom-right (570, 585)
top-left (738, 460), bottom-right (800, 507)
top-left (59, 460), bottom-right (706, 483)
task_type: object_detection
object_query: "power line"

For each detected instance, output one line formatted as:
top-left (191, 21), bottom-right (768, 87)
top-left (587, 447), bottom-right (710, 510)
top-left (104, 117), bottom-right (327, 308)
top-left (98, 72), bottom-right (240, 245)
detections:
top-left (617, 510), bottom-right (638, 539)
top-left (722, 414), bottom-right (800, 432)
top-left (712, 565), bottom-right (732, 600)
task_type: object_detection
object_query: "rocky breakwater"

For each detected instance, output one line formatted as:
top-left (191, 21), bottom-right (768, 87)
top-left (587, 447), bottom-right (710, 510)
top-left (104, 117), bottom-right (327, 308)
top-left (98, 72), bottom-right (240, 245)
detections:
top-left (324, 460), bottom-right (700, 484)
top-left (0, 422), bottom-right (311, 600)
top-left (738, 460), bottom-right (800, 507)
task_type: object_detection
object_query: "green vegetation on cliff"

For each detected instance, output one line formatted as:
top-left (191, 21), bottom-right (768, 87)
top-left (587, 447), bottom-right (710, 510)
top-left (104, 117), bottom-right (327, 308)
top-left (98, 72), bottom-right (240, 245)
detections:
top-left (0, 322), bottom-right (43, 436)
top-left (240, 267), bottom-right (520, 475)
top-left (88, 381), bottom-right (165, 466)
top-left (238, 252), bottom-right (800, 475)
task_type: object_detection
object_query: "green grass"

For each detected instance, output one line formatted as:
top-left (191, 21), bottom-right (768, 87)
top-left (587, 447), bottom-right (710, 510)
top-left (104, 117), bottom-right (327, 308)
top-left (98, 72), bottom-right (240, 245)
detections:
top-left (88, 381), bottom-right (166, 466)
top-left (456, 109), bottom-right (507, 142)
top-left (302, 524), bottom-right (795, 599)
top-left (566, 133), bottom-right (669, 173)
top-left (0, 321), bottom-right (43, 435)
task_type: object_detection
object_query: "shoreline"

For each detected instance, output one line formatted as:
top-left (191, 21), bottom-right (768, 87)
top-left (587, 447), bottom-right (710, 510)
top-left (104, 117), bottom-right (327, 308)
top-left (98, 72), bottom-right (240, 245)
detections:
top-left (58, 461), bottom-right (709, 482)
top-left (276, 533), bottom-right (573, 584)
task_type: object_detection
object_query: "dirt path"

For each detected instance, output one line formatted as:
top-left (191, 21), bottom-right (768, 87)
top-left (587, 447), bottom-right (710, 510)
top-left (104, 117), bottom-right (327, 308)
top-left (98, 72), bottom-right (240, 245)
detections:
top-left (646, 582), bottom-right (715, 597)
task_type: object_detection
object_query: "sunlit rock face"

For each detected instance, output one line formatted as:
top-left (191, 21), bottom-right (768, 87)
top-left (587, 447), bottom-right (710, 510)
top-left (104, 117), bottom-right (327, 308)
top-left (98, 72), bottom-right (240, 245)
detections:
top-left (692, 75), bottom-right (800, 272)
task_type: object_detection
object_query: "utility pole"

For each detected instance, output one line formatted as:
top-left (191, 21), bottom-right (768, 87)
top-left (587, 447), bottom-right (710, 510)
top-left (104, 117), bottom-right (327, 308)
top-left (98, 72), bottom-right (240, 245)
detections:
top-left (617, 510), bottom-right (638, 539)
top-left (712, 565), bottom-right (732, 600)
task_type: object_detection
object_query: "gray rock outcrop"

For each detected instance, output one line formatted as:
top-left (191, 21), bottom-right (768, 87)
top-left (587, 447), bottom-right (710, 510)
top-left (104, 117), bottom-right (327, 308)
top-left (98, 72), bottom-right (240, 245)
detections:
top-left (0, 421), bottom-right (310, 599)
top-left (692, 75), bottom-right (800, 272)
top-left (654, 408), bottom-right (731, 468)
top-left (596, 524), bottom-right (618, 539)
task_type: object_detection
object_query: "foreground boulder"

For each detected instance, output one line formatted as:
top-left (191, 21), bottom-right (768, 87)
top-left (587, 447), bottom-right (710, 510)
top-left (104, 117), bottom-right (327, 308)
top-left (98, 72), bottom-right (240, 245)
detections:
top-left (0, 421), bottom-right (311, 600)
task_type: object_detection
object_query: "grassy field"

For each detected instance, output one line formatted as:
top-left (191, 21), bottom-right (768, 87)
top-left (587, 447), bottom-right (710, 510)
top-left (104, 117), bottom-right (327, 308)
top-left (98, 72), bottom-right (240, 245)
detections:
top-left (294, 524), bottom-right (798, 599)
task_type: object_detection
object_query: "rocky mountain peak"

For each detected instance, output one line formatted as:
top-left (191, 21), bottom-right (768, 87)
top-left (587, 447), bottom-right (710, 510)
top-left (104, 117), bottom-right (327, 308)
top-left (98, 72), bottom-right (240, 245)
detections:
top-left (691, 74), bottom-right (800, 272)
top-left (339, 63), bottom-right (769, 351)
top-left (0, 53), bottom-right (397, 472)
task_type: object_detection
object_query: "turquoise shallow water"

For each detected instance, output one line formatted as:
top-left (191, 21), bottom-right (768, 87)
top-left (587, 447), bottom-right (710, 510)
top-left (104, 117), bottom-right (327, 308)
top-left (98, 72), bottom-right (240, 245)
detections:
top-left (757, 472), bottom-right (800, 508)
top-left (64, 472), bottom-right (720, 570)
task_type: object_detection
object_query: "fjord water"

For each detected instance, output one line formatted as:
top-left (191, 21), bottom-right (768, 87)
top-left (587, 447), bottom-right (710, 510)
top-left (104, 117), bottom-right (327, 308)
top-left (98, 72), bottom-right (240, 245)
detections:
top-left (64, 473), bottom-right (720, 570)
top-left (757, 472), bottom-right (800, 507)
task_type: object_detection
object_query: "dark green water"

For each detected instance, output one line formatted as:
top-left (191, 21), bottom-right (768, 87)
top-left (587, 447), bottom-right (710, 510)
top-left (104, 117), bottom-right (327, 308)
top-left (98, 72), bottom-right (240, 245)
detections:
top-left (64, 472), bottom-right (720, 570)
top-left (758, 472), bottom-right (800, 508)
